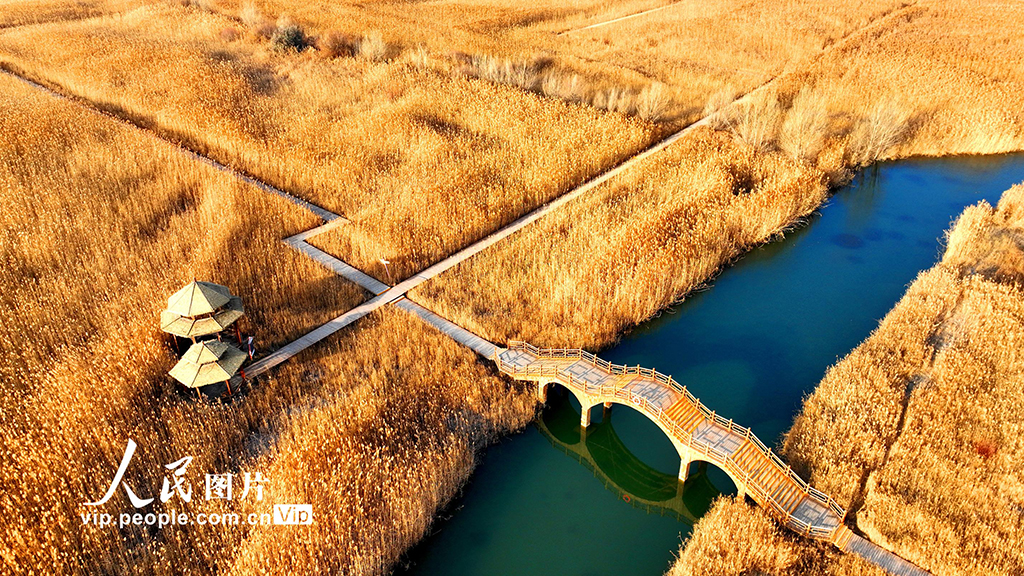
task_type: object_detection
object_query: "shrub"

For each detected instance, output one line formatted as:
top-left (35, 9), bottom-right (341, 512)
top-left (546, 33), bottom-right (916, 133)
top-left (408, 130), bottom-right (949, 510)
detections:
top-left (636, 82), bottom-right (670, 122)
top-left (974, 438), bottom-right (999, 460)
top-left (726, 91), bottom-right (783, 151)
top-left (219, 27), bottom-right (240, 43)
top-left (359, 31), bottom-right (388, 62)
top-left (408, 45), bottom-right (430, 69)
top-left (317, 30), bottom-right (357, 58)
top-left (540, 70), bottom-right (587, 102)
top-left (779, 86), bottom-right (829, 163)
top-left (270, 21), bottom-right (307, 52)
top-left (239, 1), bottom-right (262, 28)
top-left (703, 84), bottom-right (737, 128)
top-left (849, 99), bottom-right (911, 166)
top-left (254, 22), bottom-right (276, 40)
top-left (591, 86), bottom-right (635, 115)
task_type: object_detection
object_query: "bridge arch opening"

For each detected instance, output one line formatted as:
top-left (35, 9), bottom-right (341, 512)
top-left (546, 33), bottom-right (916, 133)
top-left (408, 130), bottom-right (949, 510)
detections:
top-left (539, 381), bottom-right (743, 499)
top-left (682, 459), bottom-right (739, 500)
top-left (537, 392), bottom-right (724, 521)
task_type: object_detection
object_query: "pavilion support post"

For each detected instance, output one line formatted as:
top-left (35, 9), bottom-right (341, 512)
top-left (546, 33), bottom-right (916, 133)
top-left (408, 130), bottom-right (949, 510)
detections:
top-left (226, 379), bottom-right (232, 396)
top-left (235, 324), bottom-right (242, 345)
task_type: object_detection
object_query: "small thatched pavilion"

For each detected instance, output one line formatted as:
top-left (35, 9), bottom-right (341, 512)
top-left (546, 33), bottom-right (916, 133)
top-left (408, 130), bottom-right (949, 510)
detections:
top-left (169, 340), bottom-right (247, 395)
top-left (160, 280), bottom-right (245, 344)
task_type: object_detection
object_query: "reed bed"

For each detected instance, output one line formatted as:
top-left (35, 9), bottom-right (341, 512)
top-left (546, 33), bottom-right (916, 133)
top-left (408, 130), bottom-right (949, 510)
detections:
top-left (668, 497), bottom-right (884, 576)
top-left (413, 124), bottom-right (843, 350)
top-left (0, 71), bottom-right (364, 573)
top-left (225, 310), bottom-right (536, 575)
top-left (0, 0), bottom-right (138, 28)
top-left (779, 184), bottom-right (1024, 575)
top-left (782, 0), bottom-right (1024, 157)
top-left (0, 71), bottom-right (534, 575)
top-left (0, 4), bottom-right (656, 281)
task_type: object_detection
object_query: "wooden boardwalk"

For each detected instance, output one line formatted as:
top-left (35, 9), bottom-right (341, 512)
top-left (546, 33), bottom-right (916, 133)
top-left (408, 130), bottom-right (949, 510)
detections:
top-left (496, 341), bottom-right (848, 542)
top-left (842, 534), bottom-right (932, 576)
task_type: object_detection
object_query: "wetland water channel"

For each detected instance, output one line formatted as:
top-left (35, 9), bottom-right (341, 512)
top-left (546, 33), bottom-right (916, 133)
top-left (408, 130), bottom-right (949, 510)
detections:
top-left (400, 154), bottom-right (1024, 576)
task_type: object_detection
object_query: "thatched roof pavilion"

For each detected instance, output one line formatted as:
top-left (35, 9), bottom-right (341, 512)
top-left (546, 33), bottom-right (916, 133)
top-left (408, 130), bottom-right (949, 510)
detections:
top-left (160, 280), bottom-right (244, 341)
top-left (169, 340), bottom-right (247, 394)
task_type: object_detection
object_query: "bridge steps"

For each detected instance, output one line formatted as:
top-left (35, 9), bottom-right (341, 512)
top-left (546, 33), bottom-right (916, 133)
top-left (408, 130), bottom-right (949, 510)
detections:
top-left (663, 397), bottom-right (706, 434)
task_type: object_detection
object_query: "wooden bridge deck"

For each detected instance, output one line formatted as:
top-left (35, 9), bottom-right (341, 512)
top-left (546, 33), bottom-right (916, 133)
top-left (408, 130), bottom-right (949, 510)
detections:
top-left (496, 342), bottom-right (846, 542)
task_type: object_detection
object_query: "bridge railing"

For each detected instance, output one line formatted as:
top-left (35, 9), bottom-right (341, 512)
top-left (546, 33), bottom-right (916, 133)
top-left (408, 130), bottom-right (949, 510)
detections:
top-left (497, 342), bottom-right (846, 540)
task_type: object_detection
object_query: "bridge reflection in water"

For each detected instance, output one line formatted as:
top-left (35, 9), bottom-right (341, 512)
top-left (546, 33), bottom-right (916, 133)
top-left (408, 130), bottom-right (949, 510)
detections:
top-left (535, 389), bottom-right (727, 525)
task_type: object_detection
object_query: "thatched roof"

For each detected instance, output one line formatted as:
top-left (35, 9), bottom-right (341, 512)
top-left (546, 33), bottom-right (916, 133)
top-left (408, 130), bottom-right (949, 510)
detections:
top-left (161, 296), bottom-right (244, 338)
top-left (165, 280), bottom-right (232, 317)
top-left (169, 340), bottom-right (247, 388)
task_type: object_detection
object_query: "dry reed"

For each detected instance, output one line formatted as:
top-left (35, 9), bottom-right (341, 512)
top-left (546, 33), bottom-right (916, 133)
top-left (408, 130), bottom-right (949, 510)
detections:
top-left (0, 71), bottom-right (368, 573)
top-left (413, 126), bottom-right (837, 350)
top-left (668, 497), bottom-right (885, 575)
top-left (780, 184), bottom-right (1024, 575)
top-left (0, 4), bottom-right (656, 281)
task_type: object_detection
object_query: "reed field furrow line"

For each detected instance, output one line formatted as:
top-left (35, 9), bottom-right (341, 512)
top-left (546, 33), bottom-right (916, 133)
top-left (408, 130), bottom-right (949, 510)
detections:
top-left (558, 2), bottom-right (685, 36)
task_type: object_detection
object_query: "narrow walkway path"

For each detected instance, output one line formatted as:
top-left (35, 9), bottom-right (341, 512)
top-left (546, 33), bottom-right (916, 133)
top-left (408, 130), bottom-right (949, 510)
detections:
top-left (558, 2), bottom-right (683, 36)
top-left (842, 534), bottom-right (932, 576)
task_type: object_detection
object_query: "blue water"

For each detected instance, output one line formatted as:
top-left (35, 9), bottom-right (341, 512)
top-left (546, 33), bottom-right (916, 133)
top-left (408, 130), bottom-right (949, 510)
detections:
top-left (400, 154), bottom-right (1024, 576)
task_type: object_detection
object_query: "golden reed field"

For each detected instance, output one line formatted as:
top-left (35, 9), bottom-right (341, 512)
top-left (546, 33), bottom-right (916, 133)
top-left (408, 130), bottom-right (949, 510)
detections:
top-left (0, 3), bottom-right (657, 280)
top-left (413, 0), bottom-right (1024, 349)
top-left (0, 71), bottom-right (364, 572)
top-left (0, 69), bottom-right (533, 574)
top-left (671, 184), bottom-right (1024, 575)
top-left (1, 0), bottom-right (1023, 574)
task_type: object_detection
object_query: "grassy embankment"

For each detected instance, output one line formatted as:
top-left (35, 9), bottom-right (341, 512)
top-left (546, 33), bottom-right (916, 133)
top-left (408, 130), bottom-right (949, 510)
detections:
top-left (0, 71), bottom-right (535, 574)
top-left (668, 498), bottom-right (886, 576)
top-left (0, 3), bottom-right (657, 282)
top-left (413, 0), bottom-right (1024, 351)
top-left (671, 183), bottom-right (1024, 575)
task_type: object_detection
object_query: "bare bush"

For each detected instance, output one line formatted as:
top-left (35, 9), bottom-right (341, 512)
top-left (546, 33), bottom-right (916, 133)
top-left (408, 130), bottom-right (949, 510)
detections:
top-left (270, 22), bottom-right (307, 52)
top-left (703, 84), bottom-right (737, 128)
top-left (726, 92), bottom-right (783, 151)
top-left (466, 54), bottom-right (538, 91)
top-left (540, 71), bottom-right (587, 102)
top-left (219, 26), bottom-right (240, 43)
top-left (317, 30), bottom-right (358, 58)
top-left (849, 99), bottom-right (911, 165)
top-left (359, 31), bottom-right (388, 62)
top-left (239, 1), bottom-right (262, 28)
top-left (408, 45), bottom-right (430, 69)
top-left (636, 82), bottom-right (670, 122)
top-left (780, 86), bottom-right (829, 163)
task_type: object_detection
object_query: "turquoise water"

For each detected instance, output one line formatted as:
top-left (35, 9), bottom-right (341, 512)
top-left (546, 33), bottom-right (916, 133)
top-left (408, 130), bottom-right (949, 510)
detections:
top-left (400, 155), bottom-right (1024, 576)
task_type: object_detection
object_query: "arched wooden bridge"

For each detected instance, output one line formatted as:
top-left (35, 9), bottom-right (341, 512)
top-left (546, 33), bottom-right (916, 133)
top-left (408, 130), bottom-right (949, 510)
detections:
top-left (495, 341), bottom-right (852, 544)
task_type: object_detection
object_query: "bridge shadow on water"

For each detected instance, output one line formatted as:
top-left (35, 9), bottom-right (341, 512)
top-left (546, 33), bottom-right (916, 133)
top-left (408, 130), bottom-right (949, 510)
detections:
top-left (537, 387), bottom-right (731, 526)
